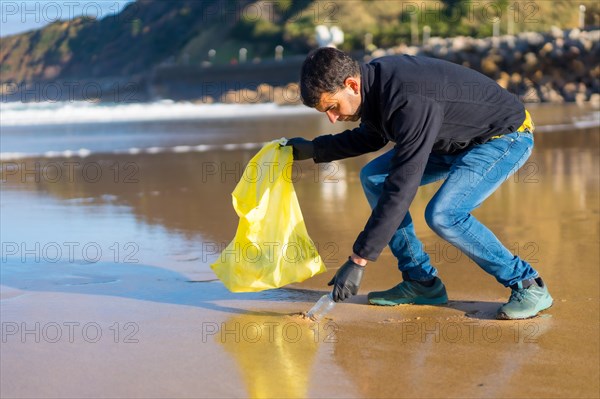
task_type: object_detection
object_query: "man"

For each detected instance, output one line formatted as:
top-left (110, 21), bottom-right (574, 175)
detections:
top-left (285, 47), bottom-right (553, 320)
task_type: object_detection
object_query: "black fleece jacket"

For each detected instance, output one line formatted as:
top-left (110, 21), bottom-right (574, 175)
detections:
top-left (311, 55), bottom-right (526, 261)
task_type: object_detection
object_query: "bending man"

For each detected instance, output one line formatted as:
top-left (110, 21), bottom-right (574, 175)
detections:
top-left (286, 48), bottom-right (553, 320)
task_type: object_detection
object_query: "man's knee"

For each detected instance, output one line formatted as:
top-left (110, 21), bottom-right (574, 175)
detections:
top-left (425, 201), bottom-right (461, 233)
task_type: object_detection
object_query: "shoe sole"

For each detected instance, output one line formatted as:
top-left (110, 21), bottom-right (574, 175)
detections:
top-left (496, 299), bottom-right (554, 320)
top-left (369, 295), bottom-right (449, 306)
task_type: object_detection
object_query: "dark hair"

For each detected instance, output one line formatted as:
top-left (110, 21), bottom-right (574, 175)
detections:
top-left (300, 47), bottom-right (360, 108)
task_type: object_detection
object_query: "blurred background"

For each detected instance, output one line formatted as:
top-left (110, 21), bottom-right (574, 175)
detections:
top-left (1, 0), bottom-right (599, 103)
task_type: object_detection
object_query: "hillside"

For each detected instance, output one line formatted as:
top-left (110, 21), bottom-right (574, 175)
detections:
top-left (1, 0), bottom-right (597, 86)
top-left (0, 0), bottom-right (248, 83)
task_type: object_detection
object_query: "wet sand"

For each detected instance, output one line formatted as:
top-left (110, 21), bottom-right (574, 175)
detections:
top-left (1, 104), bottom-right (599, 398)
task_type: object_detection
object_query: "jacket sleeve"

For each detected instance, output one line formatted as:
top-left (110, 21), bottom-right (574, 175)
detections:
top-left (352, 96), bottom-right (444, 261)
top-left (311, 123), bottom-right (389, 163)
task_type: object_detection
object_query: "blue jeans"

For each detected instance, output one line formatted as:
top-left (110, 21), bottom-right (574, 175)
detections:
top-left (360, 131), bottom-right (538, 287)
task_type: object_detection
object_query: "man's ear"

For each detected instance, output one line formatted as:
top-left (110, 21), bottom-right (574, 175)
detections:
top-left (344, 76), bottom-right (360, 95)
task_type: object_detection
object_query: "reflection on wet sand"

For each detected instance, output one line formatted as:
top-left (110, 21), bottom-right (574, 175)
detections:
top-left (330, 313), bottom-right (555, 398)
top-left (217, 313), bottom-right (321, 398)
top-left (3, 129), bottom-right (596, 274)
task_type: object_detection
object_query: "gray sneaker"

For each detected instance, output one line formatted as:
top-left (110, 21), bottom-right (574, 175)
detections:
top-left (497, 277), bottom-right (553, 320)
top-left (368, 277), bottom-right (448, 306)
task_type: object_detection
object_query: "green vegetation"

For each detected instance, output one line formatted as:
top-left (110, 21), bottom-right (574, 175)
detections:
top-left (0, 0), bottom-right (596, 84)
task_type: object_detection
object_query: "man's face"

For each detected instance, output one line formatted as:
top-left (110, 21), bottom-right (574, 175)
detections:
top-left (315, 77), bottom-right (362, 123)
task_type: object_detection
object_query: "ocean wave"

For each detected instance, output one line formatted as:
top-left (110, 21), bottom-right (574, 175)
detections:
top-left (1, 100), bottom-right (597, 161)
top-left (0, 141), bottom-right (267, 161)
top-left (534, 113), bottom-right (600, 132)
top-left (0, 100), bottom-right (314, 126)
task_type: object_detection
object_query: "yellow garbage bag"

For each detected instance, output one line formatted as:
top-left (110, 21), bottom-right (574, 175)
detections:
top-left (211, 138), bottom-right (326, 292)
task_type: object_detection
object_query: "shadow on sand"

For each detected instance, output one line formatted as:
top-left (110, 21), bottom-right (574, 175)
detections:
top-left (1, 261), bottom-right (505, 319)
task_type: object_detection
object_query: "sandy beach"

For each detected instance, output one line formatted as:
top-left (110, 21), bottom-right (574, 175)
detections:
top-left (1, 103), bottom-right (599, 398)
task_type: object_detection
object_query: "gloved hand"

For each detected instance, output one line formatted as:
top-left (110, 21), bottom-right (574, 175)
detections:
top-left (328, 257), bottom-right (365, 302)
top-left (283, 137), bottom-right (315, 160)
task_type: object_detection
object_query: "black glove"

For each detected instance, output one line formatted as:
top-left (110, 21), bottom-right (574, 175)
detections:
top-left (328, 258), bottom-right (365, 302)
top-left (283, 137), bottom-right (315, 160)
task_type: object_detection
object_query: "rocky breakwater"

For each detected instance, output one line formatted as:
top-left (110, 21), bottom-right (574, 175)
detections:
top-left (203, 28), bottom-right (598, 106)
top-left (370, 28), bottom-right (599, 105)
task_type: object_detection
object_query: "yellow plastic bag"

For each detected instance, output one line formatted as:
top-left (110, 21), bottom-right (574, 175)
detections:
top-left (210, 138), bottom-right (326, 292)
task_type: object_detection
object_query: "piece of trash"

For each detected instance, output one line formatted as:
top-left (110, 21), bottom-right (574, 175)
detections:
top-left (307, 293), bottom-right (335, 321)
